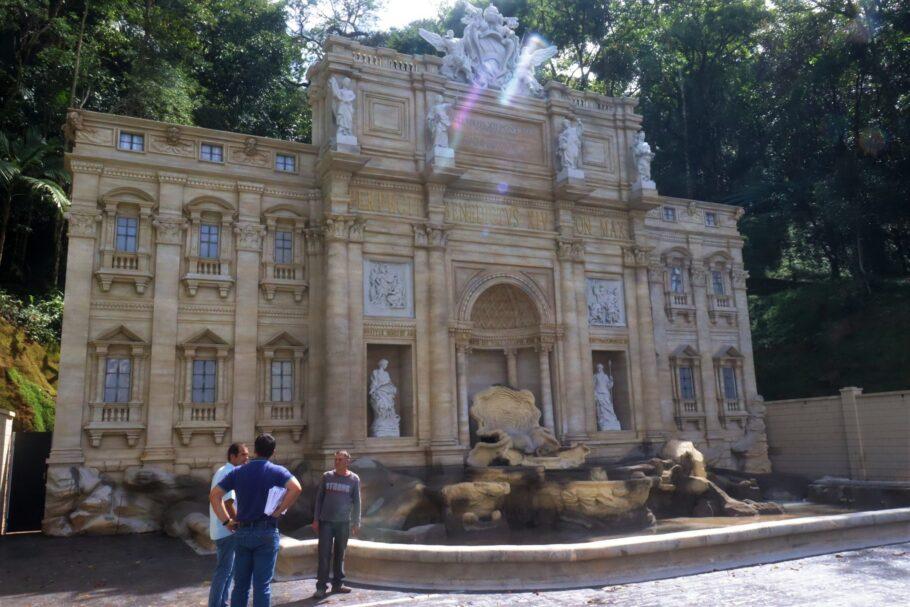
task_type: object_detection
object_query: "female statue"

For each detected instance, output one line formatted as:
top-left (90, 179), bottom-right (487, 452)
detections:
top-left (369, 359), bottom-right (400, 437)
top-left (593, 363), bottom-right (621, 431)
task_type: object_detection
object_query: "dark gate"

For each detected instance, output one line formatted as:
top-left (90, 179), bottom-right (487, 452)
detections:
top-left (6, 432), bottom-right (52, 532)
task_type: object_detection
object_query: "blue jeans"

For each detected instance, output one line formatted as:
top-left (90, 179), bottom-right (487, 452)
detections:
top-left (230, 521), bottom-right (280, 607)
top-left (209, 535), bottom-right (235, 607)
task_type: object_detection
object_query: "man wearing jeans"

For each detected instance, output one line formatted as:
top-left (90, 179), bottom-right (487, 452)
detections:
top-left (209, 442), bottom-right (249, 607)
top-left (312, 450), bottom-right (361, 599)
top-left (210, 434), bottom-right (302, 607)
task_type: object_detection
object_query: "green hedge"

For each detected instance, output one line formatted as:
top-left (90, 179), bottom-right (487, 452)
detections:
top-left (7, 368), bottom-right (55, 432)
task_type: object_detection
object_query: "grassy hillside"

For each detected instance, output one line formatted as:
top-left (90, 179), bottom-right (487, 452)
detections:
top-left (0, 317), bottom-right (58, 432)
top-left (751, 282), bottom-right (910, 400)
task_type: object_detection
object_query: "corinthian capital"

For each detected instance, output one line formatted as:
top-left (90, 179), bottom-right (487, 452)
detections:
top-left (65, 210), bottom-right (100, 239)
top-left (153, 216), bottom-right (186, 244)
top-left (622, 244), bottom-right (652, 268)
top-left (556, 237), bottom-right (584, 262)
top-left (234, 221), bottom-right (265, 252)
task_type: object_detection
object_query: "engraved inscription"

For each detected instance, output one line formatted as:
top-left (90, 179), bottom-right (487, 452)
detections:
top-left (446, 200), bottom-right (551, 231)
top-left (454, 114), bottom-right (544, 165)
top-left (573, 215), bottom-right (630, 240)
top-left (354, 189), bottom-right (423, 217)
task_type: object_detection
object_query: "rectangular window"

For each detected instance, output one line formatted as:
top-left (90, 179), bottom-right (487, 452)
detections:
top-left (722, 366), bottom-right (738, 400)
top-left (705, 211), bottom-right (717, 227)
top-left (115, 216), bottom-right (138, 252)
top-left (678, 366), bottom-right (696, 401)
top-left (711, 270), bottom-right (725, 295)
top-left (199, 223), bottom-right (220, 259)
top-left (200, 143), bottom-right (224, 163)
top-left (192, 359), bottom-right (217, 403)
top-left (670, 266), bottom-right (685, 293)
top-left (103, 357), bottom-right (132, 403)
top-left (274, 230), bottom-right (293, 264)
top-left (663, 206), bottom-right (677, 222)
top-left (270, 360), bottom-right (294, 402)
top-left (275, 153), bottom-right (296, 172)
top-left (118, 132), bottom-right (144, 152)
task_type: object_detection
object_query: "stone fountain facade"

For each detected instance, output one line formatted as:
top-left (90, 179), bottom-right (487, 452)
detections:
top-left (48, 6), bottom-right (769, 531)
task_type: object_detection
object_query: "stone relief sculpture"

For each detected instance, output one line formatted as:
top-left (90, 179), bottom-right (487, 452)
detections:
top-left (419, 2), bottom-right (557, 97)
top-left (632, 131), bottom-right (655, 186)
top-left (329, 76), bottom-right (357, 144)
top-left (369, 262), bottom-right (406, 309)
top-left (593, 363), bottom-right (621, 431)
top-left (557, 118), bottom-right (583, 172)
top-left (369, 359), bottom-right (400, 437)
top-left (427, 95), bottom-right (453, 150)
top-left (586, 278), bottom-right (625, 326)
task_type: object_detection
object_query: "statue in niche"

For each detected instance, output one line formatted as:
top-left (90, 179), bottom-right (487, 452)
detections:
top-left (369, 359), bottom-right (400, 437)
top-left (557, 118), bottom-right (584, 172)
top-left (593, 363), bottom-right (621, 431)
top-left (427, 95), bottom-right (453, 150)
top-left (632, 131), bottom-right (655, 185)
top-left (368, 263), bottom-right (406, 309)
top-left (587, 280), bottom-right (623, 326)
top-left (329, 76), bottom-right (356, 138)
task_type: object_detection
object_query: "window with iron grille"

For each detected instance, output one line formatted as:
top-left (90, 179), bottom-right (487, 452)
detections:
top-left (678, 366), bottom-right (696, 400)
top-left (118, 132), bottom-right (144, 151)
top-left (115, 216), bottom-right (138, 252)
top-left (199, 223), bottom-right (220, 259)
top-left (192, 359), bottom-right (217, 403)
top-left (103, 358), bottom-right (132, 403)
top-left (274, 230), bottom-right (293, 264)
top-left (270, 360), bottom-right (293, 402)
top-left (200, 143), bottom-right (224, 162)
top-left (275, 153), bottom-right (296, 172)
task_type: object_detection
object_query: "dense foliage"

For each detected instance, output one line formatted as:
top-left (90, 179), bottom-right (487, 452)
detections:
top-left (1, 0), bottom-right (908, 397)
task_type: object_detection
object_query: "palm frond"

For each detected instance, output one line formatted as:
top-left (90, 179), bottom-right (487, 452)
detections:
top-left (18, 176), bottom-right (71, 212)
top-left (0, 159), bottom-right (19, 186)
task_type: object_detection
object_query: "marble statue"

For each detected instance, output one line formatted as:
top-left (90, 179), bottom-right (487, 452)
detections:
top-left (420, 2), bottom-right (556, 96)
top-left (369, 359), bottom-right (400, 437)
top-left (557, 118), bottom-right (583, 172)
top-left (632, 131), bottom-right (655, 186)
top-left (427, 95), bottom-right (453, 150)
top-left (329, 76), bottom-right (356, 140)
top-left (587, 279), bottom-right (624, 326)
top-left (593, 363), bottom-right (621, 431)
top-left (368, 262), bottom-right (406, 310)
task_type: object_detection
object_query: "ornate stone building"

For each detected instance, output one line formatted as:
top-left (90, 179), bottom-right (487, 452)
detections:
top-left (51, 25), bottom-right (765, 480)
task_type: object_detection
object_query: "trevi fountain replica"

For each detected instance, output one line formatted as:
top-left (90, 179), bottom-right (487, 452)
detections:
top-left (46, 2), bottom-right (904, 590)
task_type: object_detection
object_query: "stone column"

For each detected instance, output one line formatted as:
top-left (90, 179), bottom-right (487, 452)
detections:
top-left (691, 264), bottom-right (722, 433)
top-left (50, 207), bottom-right (100, 466)
top-left (537, 341), bottom-right (555, 432)
top-left (623, 244), bottom-right (664, 436)
top-left (232, 185), bottom-right (264, 444)
top-left (573, 257), bottom-right (597, 434)
top-left (505, 348), bottom-right (518, 388)
top-left (142, 172), bottom-right (187, 466)
top-left (322, 215), bottom-right (350, 447)
top-left (347, 218), bottom-right (366, 440)
top-left (732, 264), bottom-right (758, 400)
top-left (0, 408), bottom-right (15, 534)
top-left (427, 225), bottom-right (456, 444)
top-left (413, 227), bottom-right (432, 445)
top-left (455, 340), bottom-right (471, 446)
top-left (557, 238), bottom-right (586, 441)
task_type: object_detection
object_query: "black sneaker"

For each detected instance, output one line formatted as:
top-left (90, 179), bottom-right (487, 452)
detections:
top-left (313, 587), bottom-right (327, 599)
top-left (331, 584), bottom-right (352, 594)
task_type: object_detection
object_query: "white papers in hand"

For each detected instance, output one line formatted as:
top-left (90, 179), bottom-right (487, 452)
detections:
top-left (265, 486), bottom-right (287, 516)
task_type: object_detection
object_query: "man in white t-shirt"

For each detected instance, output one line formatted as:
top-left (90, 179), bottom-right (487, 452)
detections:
top-left (209, 442), bottom-right (249, 607)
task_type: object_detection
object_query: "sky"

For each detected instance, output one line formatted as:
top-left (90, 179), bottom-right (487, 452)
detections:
top-left (375, 0), bottom-right (447, 30)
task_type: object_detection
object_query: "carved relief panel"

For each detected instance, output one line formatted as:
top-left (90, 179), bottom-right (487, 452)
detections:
top-left (586, 277), bottom-right (626, 327)
top-left (363, 259), bottom-right (414, 318)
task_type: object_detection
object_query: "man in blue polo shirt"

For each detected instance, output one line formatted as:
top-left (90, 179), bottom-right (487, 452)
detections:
top-left (210, 434), bottom-right (302, 607)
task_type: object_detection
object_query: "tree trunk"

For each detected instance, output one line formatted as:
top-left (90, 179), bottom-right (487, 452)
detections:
top-left (69, 0), bottom-right (90, 107)
top-left (0, 191), bottom-right (12, 270)
top-left (51, 212), bottom-right (65, 288)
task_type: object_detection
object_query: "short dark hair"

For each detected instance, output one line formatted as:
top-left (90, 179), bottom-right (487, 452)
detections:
top-left (335, 450), bottom-right (351, 459)
top-left (254, 434), bottom-right (276, 458)
top-left (227, 442), bottom-right (246, 460)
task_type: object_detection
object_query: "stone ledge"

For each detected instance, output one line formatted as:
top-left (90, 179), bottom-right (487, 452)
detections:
top-left (276, 507), bottom-right (910, 590)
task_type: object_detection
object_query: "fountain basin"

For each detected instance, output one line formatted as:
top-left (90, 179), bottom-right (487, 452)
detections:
top-left (276, 507), bottom-right (910, 591)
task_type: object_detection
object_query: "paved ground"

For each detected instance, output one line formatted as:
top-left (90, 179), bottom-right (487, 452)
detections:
top-left (1, 533), bottom-right (908, 606)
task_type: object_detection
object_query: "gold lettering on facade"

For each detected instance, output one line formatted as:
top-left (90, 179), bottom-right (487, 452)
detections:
top-left (446, 201), bottom-right (552, 231)
top-left (574, 214), bottom-right (630, 241)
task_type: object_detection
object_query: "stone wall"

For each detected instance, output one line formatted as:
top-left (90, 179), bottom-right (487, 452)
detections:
top-left (765, 388), bottom-right (910, 481)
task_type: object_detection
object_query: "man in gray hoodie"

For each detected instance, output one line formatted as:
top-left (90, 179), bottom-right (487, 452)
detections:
top-left (312, 450), bottom-right (361, 599)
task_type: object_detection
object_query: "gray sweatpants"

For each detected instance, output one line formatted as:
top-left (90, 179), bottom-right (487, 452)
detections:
top-left (316, 520), bottom-right (350, 590)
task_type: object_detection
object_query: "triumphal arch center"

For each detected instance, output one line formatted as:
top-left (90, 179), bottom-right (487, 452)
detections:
top-left (51, 8), bottom-right (766, 480)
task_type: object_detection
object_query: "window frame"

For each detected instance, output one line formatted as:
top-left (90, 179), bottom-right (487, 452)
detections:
top-left (273, 229), bottom-right (293, 264)
top-left (662, 206), bottom-right (678, 222)
top-left (191, 359), bottom-right (218, 403)
top-left (678, 365), bottom-right (697, 401)
top-left (721, 365), bottom-right (738, 401)
top-left (200, 142), bottom-right (225, 163)
top-left (704, 211), bottom-right (717, 227)
top-left (115, 216), bottom-right (139, 253)
top-left (103, 357), bottom-right (132, 403)
top-left (199, 222), bottom-right (221, 259)
top-left (275, 153), bottom-right (296, 173)
top-left (270, 359), bottom-right (294, 402)
top-left (118, 131), bottom-right (145, 152)
top-left (711, 269), bottom-right (726, 295)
